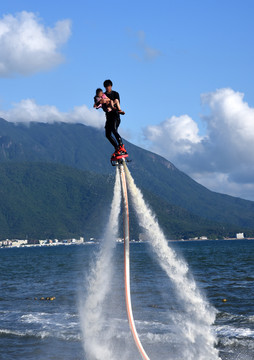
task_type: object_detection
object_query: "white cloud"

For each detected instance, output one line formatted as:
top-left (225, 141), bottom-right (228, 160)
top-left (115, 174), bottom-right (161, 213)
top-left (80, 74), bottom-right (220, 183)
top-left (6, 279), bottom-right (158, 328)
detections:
top-left (0, 99), bottom-right (105, 129)
top-left (129, 30), bottom-right (161, 62)
top-left (0, 11), bottom-right (71, 77)
top-left (144, 114), bottom-right (203, 157)
top-left (143, 88), bottom-right (254, 200)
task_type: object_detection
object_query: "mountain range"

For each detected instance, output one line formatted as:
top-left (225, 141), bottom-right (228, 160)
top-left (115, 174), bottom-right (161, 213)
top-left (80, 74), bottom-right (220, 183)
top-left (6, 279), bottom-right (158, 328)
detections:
top-left (0, 117), bottom-right (253, 240)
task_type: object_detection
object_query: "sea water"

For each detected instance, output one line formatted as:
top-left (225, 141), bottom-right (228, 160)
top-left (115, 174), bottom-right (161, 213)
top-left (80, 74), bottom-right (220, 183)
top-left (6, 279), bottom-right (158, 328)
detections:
top-left (0, 240), bottom-right (254, 360)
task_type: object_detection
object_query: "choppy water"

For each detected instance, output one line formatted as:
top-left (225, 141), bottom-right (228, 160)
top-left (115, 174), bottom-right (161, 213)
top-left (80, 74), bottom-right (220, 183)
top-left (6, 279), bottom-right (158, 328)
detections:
top-left (0, 240), bottom-right (253, 360)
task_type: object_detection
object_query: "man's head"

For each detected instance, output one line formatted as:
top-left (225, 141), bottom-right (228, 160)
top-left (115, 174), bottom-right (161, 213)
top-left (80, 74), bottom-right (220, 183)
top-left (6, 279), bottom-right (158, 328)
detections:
top-left (103, 79), bottom-right (113, 93)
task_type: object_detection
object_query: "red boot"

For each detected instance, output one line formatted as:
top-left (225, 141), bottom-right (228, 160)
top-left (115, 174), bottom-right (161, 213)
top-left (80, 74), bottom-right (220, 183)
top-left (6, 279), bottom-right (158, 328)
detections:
top-left (117, 144), bottom-right (127, 155)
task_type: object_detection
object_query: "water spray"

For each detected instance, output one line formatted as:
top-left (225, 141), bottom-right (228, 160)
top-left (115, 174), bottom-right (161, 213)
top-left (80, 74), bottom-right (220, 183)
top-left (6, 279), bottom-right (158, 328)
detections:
top-left (80, 171), bottom-right (121, 360)
top-left (81, 159), bottom-right (220, 360)
top-left (124, 162), bottom-right (220, 360)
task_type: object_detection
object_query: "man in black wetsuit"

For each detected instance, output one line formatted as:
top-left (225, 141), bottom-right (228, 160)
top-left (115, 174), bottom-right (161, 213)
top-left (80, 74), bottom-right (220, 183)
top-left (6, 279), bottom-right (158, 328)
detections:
top-left (103, 79), bottom-right (127, 157)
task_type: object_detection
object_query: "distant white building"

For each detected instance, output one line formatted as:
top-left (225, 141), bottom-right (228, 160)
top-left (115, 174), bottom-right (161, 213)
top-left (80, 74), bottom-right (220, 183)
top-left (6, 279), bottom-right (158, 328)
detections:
top-left (39, 240), bottom-right (47, 245)
top-left (11, 239), bottom-right (28, 247)
top-left (2, 239), bottom-right (13, 246)
top-left (236, 233), bottom-right (244, 239)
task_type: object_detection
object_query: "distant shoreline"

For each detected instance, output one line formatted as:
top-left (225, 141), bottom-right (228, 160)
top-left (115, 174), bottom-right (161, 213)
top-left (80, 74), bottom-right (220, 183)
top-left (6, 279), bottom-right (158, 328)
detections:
top-left (1, 237), bottom-right (254, 249)
top-left (172, 237), bottom-right (254, 242)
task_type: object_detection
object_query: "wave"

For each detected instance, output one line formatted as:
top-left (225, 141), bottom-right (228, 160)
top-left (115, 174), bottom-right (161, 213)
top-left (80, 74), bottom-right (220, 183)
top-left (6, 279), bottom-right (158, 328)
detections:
top-left (0, 328), bottom-right (81, 341)
top-left (0, 328), bottom-right (51, 339)
top-left (20, 312), bottom-right (78, 327)
top-left (216, 325), bottom-right (254, 339)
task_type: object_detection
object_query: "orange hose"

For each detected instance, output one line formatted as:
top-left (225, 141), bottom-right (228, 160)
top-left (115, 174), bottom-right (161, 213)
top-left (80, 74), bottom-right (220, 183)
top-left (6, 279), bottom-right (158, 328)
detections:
top-left (119, 163), bottom-right (150, 360)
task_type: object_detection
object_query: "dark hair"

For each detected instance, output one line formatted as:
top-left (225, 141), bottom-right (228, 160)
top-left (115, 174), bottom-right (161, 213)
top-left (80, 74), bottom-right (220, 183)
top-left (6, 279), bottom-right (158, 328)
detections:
top-left (96, 88), bottom-right (103, 96)
top-left (103, 79), bottom-right (113, 87)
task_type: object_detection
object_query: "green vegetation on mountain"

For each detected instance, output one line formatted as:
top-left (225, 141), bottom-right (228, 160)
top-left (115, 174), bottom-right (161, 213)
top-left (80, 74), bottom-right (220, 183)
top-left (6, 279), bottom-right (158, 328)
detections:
top-left (0, 162), bottom-right (114, 239)
top-left (0, 162), bottom-right (250, 240)
top-left (0, 117), bottom-right (254, 239)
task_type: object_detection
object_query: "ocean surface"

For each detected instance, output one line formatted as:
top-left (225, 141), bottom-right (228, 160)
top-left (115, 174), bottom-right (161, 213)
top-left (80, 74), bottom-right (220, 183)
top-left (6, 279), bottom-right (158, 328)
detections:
top-left (0, 240), bottom-right (253, 360)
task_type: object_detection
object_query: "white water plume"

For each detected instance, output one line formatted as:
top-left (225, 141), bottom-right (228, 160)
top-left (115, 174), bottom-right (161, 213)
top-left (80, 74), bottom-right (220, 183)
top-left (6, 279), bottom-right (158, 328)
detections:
top-left (80, 169), bottom-right (121, 360)
top-left (124, 163), bottom-right (220, 360)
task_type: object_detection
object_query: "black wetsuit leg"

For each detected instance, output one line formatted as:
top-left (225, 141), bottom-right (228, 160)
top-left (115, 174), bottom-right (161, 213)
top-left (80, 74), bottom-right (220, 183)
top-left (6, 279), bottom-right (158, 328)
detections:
top-left (105, 112), bottom-right (123, 149)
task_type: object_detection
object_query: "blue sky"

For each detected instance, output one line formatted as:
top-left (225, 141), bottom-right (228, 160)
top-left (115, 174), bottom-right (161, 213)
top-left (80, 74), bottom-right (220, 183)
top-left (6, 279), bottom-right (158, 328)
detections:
top-left (0, 1), bottom-right (254, 200)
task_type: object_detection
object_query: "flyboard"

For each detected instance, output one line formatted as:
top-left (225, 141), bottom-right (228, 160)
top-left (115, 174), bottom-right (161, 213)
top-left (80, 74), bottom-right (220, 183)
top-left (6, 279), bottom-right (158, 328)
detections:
top-left (112, 154), bottom-right (150, 360)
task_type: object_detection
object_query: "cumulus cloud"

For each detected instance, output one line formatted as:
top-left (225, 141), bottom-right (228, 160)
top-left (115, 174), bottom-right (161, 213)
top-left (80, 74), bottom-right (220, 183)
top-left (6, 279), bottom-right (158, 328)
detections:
top-left (129, 29), bottom-right (161, 61)
top-left (143, 88), bottom-right (254, 200)
top-left (0, 99), bottom-right (105, 129)
top-left (144, 114), bottom-right (203, 157)
top-left (0, 11), bottom-right (71, 77)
